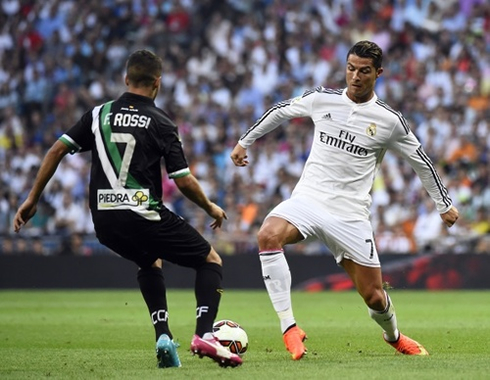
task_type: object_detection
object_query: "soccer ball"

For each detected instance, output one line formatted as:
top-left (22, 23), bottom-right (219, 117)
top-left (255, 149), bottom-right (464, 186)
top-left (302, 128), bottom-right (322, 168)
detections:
top-left (212, 319), bottom-right (248, 356)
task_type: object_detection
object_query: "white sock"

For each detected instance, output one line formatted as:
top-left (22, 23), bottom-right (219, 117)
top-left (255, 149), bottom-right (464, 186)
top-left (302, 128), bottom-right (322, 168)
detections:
top-left (260, 250), bottom-right (295, 333)
top-left (368, 291), bottom-right (399, 342)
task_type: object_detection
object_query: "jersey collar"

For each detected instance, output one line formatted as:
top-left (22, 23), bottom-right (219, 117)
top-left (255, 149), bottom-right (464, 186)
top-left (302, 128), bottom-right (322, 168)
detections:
top-left (120, 92), bottom-right (156, 105)
top-left (341, 88), bottom-right (378, 106)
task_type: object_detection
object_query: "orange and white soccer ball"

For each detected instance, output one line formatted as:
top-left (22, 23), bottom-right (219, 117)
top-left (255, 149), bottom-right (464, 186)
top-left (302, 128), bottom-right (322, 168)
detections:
top-left (212, 319), bottom-right (249, 356)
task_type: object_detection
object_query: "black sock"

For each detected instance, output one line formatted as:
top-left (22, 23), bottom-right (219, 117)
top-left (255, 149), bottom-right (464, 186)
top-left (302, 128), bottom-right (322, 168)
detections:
top-left (195, 263), bottom-right (223, 337)
top-left (137, 267), bottom-right (172, 341)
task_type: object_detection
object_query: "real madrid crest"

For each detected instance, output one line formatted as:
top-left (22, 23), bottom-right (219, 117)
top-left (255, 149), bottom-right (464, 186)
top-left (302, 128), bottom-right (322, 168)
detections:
top-left (366, 123), bottom-right (377, 137)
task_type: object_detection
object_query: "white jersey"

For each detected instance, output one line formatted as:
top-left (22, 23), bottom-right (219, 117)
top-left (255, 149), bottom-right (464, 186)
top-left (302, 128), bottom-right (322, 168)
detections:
top-left (239, 87), bottom-right (452, 220)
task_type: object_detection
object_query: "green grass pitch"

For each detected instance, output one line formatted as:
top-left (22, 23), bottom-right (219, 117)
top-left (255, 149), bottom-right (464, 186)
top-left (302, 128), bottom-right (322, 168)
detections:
top-left (1, 290), bottom-right (489, 379)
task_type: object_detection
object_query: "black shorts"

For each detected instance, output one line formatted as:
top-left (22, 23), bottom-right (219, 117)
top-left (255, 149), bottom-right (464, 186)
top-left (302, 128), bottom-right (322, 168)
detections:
top-left (94, 209), bottom-right (211, 269)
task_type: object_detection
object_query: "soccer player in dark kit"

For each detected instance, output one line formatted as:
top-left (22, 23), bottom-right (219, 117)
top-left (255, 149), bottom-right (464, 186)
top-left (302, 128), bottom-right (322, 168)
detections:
top-left (14, 49), bottom-right (242, 369)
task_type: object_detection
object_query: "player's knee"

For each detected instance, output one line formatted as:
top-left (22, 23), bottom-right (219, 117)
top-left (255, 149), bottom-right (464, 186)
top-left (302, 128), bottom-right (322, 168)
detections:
top-left (257, 229), bottom-right (275, 248)
top-left (150, 259), bottom-right (163, 269)
top-left (257, 225), bottom-right (281, 249)
top-left (205, 247), bottom-right (222, 266)
top-left (362, 288), bottom-right (386, 311)
top-left (257, 217), bottom-right (301, 249)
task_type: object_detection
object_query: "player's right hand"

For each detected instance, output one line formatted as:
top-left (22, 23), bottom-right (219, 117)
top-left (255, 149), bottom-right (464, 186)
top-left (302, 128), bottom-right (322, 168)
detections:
top-left (207, 202), bottom-right (228, 229)
top-left (441, 205), bottom-right (459, 228)
top-left (13, 199), bottom-right (37, 233)
top-left (230, 144), bottom-right (249, 167)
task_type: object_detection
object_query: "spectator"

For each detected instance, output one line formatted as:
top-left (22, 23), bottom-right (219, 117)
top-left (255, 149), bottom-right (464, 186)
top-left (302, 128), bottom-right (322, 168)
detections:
top-left (57, 233), bottom-right (92, 256)
top-left (52, 189), bottom-right (84, 236)
top-left (0, 105), bottom-right (24, 151)
top-left (413, 200), bottom-right (444, 251)
top-left (31, 236), bottom-right (48, 256)
top-left (1, 235), bottom-right (14, 255)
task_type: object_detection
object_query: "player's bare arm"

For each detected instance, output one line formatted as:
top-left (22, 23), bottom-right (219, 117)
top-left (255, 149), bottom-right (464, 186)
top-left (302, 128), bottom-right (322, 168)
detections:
top-left (174, 174), bottom-right (227, 229)
top-left (440, 205), bottom-right (459, 228)
top-left (13, 140), bottom-right (70, 233)
top-left (230, 144), bottom-right (249, 167)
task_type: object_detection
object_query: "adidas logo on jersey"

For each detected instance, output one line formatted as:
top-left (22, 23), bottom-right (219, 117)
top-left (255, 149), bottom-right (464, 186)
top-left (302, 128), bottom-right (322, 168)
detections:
top-left (322, 113), bottom-right (332, 120)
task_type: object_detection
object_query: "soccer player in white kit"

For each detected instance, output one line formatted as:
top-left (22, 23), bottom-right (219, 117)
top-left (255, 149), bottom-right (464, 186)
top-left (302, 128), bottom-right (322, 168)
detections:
top-left (230, 40), bottom-right (459, 360)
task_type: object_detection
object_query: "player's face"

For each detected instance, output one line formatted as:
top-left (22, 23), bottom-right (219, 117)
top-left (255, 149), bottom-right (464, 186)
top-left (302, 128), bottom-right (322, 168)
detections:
top-left (345, 54), bottom-right (382, 103)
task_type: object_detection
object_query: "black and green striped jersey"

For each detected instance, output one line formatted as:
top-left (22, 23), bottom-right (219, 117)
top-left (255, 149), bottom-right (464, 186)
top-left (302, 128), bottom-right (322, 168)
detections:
top-left (59, 92), bottom-right (190, 222)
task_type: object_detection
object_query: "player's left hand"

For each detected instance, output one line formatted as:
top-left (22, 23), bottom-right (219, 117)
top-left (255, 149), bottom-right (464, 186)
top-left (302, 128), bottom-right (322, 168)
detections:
top-left (440, 205), bottom-right (459, 228)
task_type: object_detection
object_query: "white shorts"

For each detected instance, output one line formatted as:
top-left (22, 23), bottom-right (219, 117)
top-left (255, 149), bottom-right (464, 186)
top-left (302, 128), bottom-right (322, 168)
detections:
top-left (267, 196), bottom-right (380, 268)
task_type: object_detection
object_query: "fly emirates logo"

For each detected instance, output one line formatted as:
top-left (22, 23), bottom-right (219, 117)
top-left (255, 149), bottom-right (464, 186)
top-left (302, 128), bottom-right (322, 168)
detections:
top-left (319, 130), bottom-right (368, 156)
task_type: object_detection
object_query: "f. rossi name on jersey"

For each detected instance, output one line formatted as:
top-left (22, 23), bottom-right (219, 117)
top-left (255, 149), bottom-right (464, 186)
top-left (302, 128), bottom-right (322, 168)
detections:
top-left (104, 112), bottom-right (151, 129)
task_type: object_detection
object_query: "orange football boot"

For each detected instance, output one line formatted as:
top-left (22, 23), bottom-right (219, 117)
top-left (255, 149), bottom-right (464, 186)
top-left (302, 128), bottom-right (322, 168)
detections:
top-left (283, 326), bottom-right (308, 360)
top-left (385, 333), bottom-right (429, 356)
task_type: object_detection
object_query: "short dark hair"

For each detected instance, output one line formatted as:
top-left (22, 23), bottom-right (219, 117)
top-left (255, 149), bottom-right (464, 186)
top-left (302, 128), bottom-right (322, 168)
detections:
top-left (126, 49), bottom-right (163, 87)
top-left (347, 41), bottom-right (383, 69)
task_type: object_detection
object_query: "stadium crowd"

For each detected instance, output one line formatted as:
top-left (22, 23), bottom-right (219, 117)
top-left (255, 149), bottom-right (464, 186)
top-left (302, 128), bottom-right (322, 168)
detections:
top-left (1, 0), bottom-right (489, 256)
